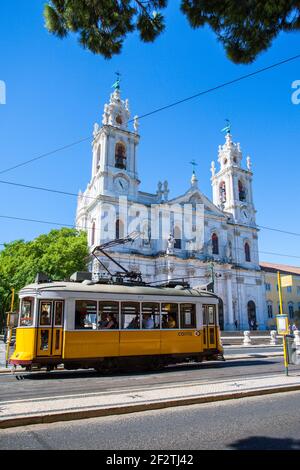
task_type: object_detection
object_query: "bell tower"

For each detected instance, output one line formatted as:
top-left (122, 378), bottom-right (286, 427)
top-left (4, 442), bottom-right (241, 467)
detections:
top-left (91, 78), bottom-right (140, 198)
top-left (211, 131), bottom-right (256, 226)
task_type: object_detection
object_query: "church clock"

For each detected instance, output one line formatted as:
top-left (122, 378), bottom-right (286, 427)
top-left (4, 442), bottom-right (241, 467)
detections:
top-left (114, 176), bottom-right (129, 193)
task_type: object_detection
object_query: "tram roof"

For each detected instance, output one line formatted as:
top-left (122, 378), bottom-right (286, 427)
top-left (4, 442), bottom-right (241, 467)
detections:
top-left (19, 281), bottom-right (218, 299)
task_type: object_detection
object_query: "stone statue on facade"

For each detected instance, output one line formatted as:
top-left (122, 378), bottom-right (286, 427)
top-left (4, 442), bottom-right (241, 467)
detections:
top-left (93, 123), bottom-right (100, 137)
top-left (167, 233), bottom-right (175, 255)
top-left (246, 155), bottom-right (252, 171)
top-left (210, 161), bottom-right (216, 177)
top-left (133, 115), bottom-right (139, 133)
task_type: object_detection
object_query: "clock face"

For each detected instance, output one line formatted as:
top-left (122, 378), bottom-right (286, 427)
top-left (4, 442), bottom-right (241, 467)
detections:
top-left (114, 176), bottom-right (129, 193)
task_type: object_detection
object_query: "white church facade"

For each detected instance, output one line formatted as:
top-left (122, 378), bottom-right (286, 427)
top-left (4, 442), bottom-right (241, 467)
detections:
top-left (76, 85), bottom-right (267, 331)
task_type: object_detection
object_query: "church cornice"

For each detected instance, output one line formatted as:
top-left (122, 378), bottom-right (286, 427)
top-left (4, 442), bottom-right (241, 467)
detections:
top-left (93, 124), bottom-right (139, 143)
top-left (211, 166), bottom-right (252, 181)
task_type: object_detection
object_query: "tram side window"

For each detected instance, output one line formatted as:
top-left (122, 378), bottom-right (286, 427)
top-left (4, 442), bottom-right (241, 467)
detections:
top-left (121, 302), bottom-right (140, 329)
top-left (39, 302), bottom-right (52, 326)
top-left (20, 297), bottom-right (34, 327)
top-left (180, 304), bottom-right (196, 328)
top-left (161, 303), bottom-right (179, 329)
top-left (75, 300), bottom-right (97, 330)
top-left (54, 301), bottom-right (64, 326)
top-left (98, 301), bottom-right (119, 329)
top-left (141, 303), bottom-right (160, 329)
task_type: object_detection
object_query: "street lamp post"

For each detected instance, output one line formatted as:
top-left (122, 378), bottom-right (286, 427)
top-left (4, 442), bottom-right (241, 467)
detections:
top-left (206, 262), bottom-right (222, 293)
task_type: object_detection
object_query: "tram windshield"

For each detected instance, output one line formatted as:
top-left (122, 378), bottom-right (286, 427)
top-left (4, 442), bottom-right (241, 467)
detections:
top-left (19, 297), bottom-right (34, 327)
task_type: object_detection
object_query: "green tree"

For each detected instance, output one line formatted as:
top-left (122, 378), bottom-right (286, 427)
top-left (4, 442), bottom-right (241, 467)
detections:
top-left (44, 1), bottom-right (300, 63)
top-left (0, 228), bottom-right (88, 330)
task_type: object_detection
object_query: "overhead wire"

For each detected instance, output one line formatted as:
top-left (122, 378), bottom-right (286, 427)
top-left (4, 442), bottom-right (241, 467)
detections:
top-left (0, 179), bottom-right (300, 239)
top-left (1, 53), bottom-right (300, 176)
top-left (0, 213), bottom-right (299, 261)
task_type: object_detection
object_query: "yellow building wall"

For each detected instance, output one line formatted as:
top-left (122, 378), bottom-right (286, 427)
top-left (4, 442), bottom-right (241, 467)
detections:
top-left (264, 272), bottom-right (300, 328)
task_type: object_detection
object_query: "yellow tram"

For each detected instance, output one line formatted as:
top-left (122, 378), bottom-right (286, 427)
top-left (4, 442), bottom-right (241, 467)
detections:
top-left (10, 275), bottom-right (224, 371)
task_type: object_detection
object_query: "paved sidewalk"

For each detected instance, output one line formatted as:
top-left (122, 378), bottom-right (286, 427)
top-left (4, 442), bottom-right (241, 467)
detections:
top-left (1, 372), bottom-right (300, 429)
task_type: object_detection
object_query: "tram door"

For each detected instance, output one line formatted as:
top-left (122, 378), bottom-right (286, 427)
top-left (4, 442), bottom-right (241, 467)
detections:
top-left (202, 305), bottom-right (217, 350)
top-left (37, 300), bottom-right (64, 357)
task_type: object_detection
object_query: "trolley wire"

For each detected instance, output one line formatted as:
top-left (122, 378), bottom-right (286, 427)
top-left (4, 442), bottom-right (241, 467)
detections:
top-left (0, 213), bottom-right (299, 261)
top-left (0, 179), bottom-right (300, 239)
top-left (1, 52), bottom-right (300, 176)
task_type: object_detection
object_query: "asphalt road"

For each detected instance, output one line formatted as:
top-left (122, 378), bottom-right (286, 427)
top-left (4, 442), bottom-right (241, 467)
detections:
top-left (1, 391), bottom-right (300, 450)
top-left (0, 355), bottom-right (297, 402)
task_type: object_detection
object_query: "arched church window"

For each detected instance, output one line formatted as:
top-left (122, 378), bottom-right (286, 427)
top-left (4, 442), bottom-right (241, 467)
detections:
top-left (219, 181), bottom-right (226, 203)
top-left (116, 114), bottom-right (123, 125)
top-left (245, 242), bottom-right (251, 262)
top-left (288, 302), bottom-right (294, 319)
top-left (267, 302), bottom-right (273, 319)
top-left (115, 143), bottom-right (126, 170)
top-left (212, 233), bottom-right (219, 255)
top-left (174, 226), bottom-right (182, 249)
top-left (91, 221), bottom-right (96, 246)
top-left (238, 180), bottom-right (246, 201)
top-left (96, 145), bottom-right (101, 169)
top-left (116, 219), bottom-right (124, 239)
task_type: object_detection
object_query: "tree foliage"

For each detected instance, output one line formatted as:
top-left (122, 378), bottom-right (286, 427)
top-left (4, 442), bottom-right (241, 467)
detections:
top-left (44, 0), bottom-right (167, 59)
top-left (44, 0), bottom-right (300, 63)
top-left (0, 228), bottom-right (88, 321)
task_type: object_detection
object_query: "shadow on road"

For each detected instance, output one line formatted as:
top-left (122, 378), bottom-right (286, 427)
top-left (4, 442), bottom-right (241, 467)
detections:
top-left (19, 359), bottom-right (278, 381)
top-left (229, 436), bottom-right (300, 450)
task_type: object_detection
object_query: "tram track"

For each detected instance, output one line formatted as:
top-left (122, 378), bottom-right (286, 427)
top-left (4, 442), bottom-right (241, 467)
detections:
top-left (0, 357), bottom-right (299, 403)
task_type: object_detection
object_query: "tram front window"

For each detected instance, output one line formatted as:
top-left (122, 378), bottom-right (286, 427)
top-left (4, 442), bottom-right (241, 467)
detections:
top-left (75, 300), bottom-right (97, 329)
top-left (20, 297), bottom-right (34, 327)
top-left (161, 303), bottom-right (179, 329)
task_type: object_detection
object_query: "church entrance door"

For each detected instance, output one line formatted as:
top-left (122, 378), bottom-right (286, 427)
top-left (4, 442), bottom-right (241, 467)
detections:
top-left (247, 301), bottom-right (257, 330)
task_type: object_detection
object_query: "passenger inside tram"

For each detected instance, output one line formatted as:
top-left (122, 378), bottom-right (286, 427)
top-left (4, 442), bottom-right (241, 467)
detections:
top-left (127, 314), bottom-right (140, 329)
top-left (142, 314), bottom-right (155, 329)
top-left (101, 314), bottom-right (118, 329)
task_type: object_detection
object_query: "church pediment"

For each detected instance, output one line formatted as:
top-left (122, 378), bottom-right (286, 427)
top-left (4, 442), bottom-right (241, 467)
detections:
top-left (168, 189), bottom-right (226, 219)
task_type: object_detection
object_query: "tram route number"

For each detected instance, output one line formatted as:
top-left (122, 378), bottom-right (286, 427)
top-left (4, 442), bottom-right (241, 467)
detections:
top-left (106, 454), bottom-right (194, 467)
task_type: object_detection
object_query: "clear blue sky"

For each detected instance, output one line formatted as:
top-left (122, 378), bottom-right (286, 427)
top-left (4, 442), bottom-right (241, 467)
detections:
top-left (0, 0), bottom-right (300, 266)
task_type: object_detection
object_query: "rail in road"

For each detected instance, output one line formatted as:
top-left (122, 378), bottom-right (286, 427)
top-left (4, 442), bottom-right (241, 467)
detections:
top-left (0, 356), bottom-right (298, 403)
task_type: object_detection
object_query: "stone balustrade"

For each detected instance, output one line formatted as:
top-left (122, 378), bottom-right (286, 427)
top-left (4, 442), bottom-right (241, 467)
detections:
top-left (220, 330), bottom-right (300, 351)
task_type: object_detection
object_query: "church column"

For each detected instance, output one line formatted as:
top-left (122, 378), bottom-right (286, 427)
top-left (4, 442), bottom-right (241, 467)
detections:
top-left (225, 272), bottom-right (234, 330)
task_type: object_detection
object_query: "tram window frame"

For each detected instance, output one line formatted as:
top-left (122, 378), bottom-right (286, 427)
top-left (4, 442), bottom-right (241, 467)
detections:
top-left (202, 305), bottom-right (208, 325)
top-left (121, 302), bottom-right (141, 329)
top-left (74, 300), bottom-right (97, 330)
top-left (180, 303), bottom-right (196, 329)
top-left (19, 297), bottom-right (34, 327)
top-left (54, 301), bottom-right (64, 327)
top-left (39, 301), bottom-right (52, 327)
top-left (208, 305), bottom-right (216, 325)
top-left (98, 301), bottom-right (119, 330)
top-left (161, 303), bottom-right (179, 329)
top-left (141, 303), bottom-right (160, 330)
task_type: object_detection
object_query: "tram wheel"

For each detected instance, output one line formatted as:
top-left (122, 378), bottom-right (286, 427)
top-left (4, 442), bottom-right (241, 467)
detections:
top-left (95, 358), bottom-right (119, 374)
top-left (147, 358), bottom-right (163, 371)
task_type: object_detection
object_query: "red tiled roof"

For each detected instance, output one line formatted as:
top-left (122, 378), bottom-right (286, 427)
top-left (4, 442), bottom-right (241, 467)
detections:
top-left (260, 262), bottom-right (300, 276)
